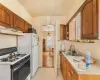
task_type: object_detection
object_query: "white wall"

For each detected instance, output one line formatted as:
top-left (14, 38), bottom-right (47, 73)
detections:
top-left (0, 34), bottom-right (16, 48)
top-left (0, 0), bottom-right (33, 48)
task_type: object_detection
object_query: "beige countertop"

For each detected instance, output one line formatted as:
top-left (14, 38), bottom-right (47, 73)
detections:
top-left (61, 52), bottom-right (100, 75)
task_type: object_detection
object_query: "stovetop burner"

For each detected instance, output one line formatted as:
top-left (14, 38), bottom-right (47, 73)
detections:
top-left (16, 54), bottom-right (26, 57)
top-left (0, 54), bottom-right (27, 62)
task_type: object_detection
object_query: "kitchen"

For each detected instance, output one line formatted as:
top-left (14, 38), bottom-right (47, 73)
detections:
top-left (0, 0), bottom-right (100, 80)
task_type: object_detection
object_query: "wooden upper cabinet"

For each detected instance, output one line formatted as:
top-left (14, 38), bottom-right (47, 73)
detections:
top-left (24, 22), bottom-right (29, 32)
top-left (14, 14), bottom-right (25, 31)
top-left (60, 24), bottom-right (66, 40)
top-left (0, 4), bottom-right (32, 33)
top-left (24, 22), bottom-right (32, 33)
top-left (81, 0), bottom-right (93, 39)
top-left (81, 0), bottom-right (98, 39)
top-left (0, 4), bottom-right (13, 28)
top-left (0, 5), bottom-right (3, 22)
top-left (93, 0), bottom-right (98, 38)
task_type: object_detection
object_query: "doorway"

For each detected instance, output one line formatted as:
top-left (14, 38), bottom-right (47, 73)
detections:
top-left (42, 31), bottom-right (54, 68)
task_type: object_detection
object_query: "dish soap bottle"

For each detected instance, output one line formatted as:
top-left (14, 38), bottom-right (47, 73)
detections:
top-left (85, 51), bottom-right (91, 68)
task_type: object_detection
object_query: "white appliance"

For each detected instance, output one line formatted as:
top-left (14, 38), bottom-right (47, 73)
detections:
top-left (17, 33), bottom-right (39, 77)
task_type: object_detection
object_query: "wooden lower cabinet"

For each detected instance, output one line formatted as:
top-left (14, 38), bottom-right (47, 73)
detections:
top-left (60, 53), bottom-right (62, 72)
top-left (60, 52), bottom-right (77, 80)
top-left (67, 69), bottom-right (72, 80)
top-left (60, 53), bottom-right (100, 80)
top-left (78, 74), bottom-right (100, 80)
top-left (62, 55), bottom-right (67, 80)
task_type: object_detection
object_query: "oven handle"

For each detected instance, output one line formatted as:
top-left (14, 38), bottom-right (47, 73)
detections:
top-left (13, 58), bottom-right (30, 71)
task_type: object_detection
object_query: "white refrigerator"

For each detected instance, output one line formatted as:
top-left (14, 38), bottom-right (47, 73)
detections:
top-left (17, 33), bottom-right (39, 77)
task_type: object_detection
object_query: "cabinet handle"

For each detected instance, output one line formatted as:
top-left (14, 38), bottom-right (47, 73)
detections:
top-left (68, 72), bottom-right (71, 76)
top-left (11, 25), bottom-right (13, 27)
top-left (71, 71), bottom-right (73, 74)
top-left (95, 33), bottom-right (98, 37)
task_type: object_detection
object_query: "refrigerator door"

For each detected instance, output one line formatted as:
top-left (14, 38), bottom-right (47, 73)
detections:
top-left (35, 36), bottom-right (38, 46)
top-left (35, 45), bottom-right (39, 70)
top-left (30, 50), bottom-right (36, 77)
top-left (32, 34), bottom-right (36, 46)
top-left (31, 45), bottom-right (38, 76)
top-left (31, 33), bottom-right (39, 77)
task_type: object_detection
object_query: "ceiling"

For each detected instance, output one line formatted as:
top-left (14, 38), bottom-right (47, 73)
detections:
top-left (17, 0), bottom-right (76, 16)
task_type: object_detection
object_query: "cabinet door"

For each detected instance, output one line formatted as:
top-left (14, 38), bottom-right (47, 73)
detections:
top-left (0, 5), bottom-right (3, 22)
top-left (14, 14), bottom-right (25, 31)
top-left (63, 58), bottom-right (67, 80)
top-left (60, 24), bottom-right (66, 40)
top-left (62, 55), bottom-right (64, 76)
top-left (0, 4), bottom-right (13, 28)
top-left (24, 22), bottom-right (29, 33)
top-left (81, 0), bottom-right (93, 39)
top-left (72, 76), bottom-right (76, 80)
top-left (93, 0), bottom-right (98, 38)
top-left (67, 69), bottom-right (72, 80)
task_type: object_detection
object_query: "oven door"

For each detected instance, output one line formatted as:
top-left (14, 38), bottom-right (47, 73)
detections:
top-left (12, 58), bottom-right (30, 80)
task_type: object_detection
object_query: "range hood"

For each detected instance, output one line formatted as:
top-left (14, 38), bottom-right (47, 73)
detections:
top-left (0, 26), bottom-right (24, 36)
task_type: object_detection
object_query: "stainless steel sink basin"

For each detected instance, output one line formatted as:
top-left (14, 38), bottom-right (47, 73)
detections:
top-left (65, 53), bottom-right (82, 57)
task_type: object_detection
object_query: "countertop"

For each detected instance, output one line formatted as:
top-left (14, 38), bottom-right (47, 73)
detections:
top-left (0, 54), bottom-right (30, 65)
top-left (61, 52), bottom-right (100, 75)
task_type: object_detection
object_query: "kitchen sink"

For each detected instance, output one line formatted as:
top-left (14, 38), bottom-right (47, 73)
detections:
top-left (65, 52), bottom-right (82, 57)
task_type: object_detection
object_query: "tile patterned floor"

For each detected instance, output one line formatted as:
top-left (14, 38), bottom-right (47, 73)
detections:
top-left (32, 68), bottom-right (63, 80)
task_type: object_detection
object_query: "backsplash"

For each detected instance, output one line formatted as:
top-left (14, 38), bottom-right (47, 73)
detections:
top-left (65, 40), bottom-right (100, 60)
top-left (0, 34), bottom-right (16, 49)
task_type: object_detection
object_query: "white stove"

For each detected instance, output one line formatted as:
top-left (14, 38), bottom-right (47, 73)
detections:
top-left (0, 47), bottom-right (30, 80)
